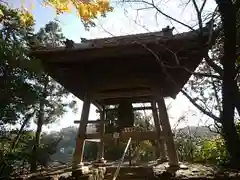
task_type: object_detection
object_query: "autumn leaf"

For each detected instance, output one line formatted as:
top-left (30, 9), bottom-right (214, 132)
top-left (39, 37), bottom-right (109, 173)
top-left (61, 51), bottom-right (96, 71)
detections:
top-left (18, 9), bottom-right (34, 27)
top-left (42, 0), bottom-right (113, 22)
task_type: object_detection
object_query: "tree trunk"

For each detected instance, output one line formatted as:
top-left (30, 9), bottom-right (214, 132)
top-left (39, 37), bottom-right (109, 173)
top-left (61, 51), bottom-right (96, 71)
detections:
top-left (215, 0), bottom-right (240, 168)
top-left (11, 112), bottom-right (35, 150)
top-left (30, 103), bottom-right (44, 172)
top-left (30, 77), bottom-right (48, 172)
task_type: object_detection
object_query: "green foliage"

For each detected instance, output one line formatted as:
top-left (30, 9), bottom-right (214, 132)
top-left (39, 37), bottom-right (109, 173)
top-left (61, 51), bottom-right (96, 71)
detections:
top-left (0, 3), bottom-right (39, 127)
top-left (0, 129), bottom-right (62, 176)
top-left (137, 140), bottom-right (155, 161)
top-left (175, 130), bottom-right (229, 166)
top-left (197, 137), bottom-right (228, 166)
top-left (175, 132), bottom-right (200, 162)
top-left (32, 21), bottom-right (77, 126)
top-left (27, 21), bottom-right (78, 172)
top-left (0, 2), bottom-right (77, 174)
top-left (0, 130), bottom-right (34, 176)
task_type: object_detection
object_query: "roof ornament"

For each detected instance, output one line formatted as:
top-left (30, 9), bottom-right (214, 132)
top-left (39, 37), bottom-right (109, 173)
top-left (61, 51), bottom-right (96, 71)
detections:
top-left (64, 39), bottom-right (75, 49)
top-left (161, 26), bottom-right (175, 37)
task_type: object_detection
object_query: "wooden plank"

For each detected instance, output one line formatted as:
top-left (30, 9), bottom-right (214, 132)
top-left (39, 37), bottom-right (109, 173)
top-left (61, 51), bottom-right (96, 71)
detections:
top-left (74, 120), bottom-right (109, 124)
top-left (121, 131), bottom-right (161, 141)
top-left (85, 132), bottom-right (164, 142)
top-left (86, 133), bottom-right (112, 140)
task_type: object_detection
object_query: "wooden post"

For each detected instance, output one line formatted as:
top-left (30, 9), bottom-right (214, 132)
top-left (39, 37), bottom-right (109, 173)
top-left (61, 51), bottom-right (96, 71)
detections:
top-left (157, 97), bottom-right (179, 167)
top-left (72, 93), bottom-right (90, 169)
top-left (151, 100), bottom-right (167, 162)
top-left (98, 107), bottom-right (106, 161)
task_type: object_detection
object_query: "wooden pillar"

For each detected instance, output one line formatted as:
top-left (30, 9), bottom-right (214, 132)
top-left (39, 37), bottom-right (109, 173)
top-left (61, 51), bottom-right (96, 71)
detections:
top-left (157, 97), bottom-right (179, 167)
top-left (98, 107), bottom-right (105, 161)
top-left (72, 93), bottom-right (90, 169)
top-left (151, 100), bottom-right (167, 162)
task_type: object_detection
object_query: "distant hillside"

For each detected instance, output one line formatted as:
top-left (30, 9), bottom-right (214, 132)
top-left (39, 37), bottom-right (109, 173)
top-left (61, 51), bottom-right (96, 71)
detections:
top-left (175, 126), bottom-right (218, 138)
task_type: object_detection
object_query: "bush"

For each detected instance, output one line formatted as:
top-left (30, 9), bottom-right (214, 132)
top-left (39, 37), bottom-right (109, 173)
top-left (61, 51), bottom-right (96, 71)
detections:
top-left (175, 131), bottom-right (229, 166)
top-left (196, 136), bottom-right (228, 166)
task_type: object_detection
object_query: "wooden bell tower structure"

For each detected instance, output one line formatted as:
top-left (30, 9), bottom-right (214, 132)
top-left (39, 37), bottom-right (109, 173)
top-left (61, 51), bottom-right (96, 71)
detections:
top-left (31, 26), bottom-right (213, 170)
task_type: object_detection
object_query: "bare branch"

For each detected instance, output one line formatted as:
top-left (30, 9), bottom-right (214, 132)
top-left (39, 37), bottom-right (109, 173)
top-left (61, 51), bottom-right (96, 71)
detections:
top-left (136, 7), bottom-right (153, 11)
top-left (206, 7), bottom-right (220, 46)
top-left (125, 0), bottom-right (195, 31)
top-left (176, 65), bottom-right (221, 79)
top-left (207, 124), bottom-right (221, 134)
top-left (181, 89), bottom-right (221, 122)
top-left (200, 0), bottom-right (207, 13)
top-left (138, 42), bottom-right (221, 123)
top-left (160, 59), bottom-right (221, 79)
top-left (188, 71), bottom-right (221, 79)
top-left (98, 16), bottom-right (223, 124)
top-left (131, 12), bottom-right (152, 32)
top-left (209, 68), bottom-right (222, 112)
top-left (204, 54), bottom-right (223, 76)
top-left (191, 0), bottom-right (203, 31)
top-left (99, 24), bottom-right (116, 37)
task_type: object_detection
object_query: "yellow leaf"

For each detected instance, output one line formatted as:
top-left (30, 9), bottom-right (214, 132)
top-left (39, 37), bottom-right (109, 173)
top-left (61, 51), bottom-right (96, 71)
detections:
top-left (24, 0), bottom-right (113, 23)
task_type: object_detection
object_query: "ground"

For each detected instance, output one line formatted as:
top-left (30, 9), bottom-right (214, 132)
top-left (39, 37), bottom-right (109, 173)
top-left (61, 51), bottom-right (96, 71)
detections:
top-left (13, 162), bottom-right (240, 180)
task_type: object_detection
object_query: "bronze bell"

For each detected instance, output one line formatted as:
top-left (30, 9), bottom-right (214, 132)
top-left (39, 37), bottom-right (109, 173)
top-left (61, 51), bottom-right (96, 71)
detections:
top-left (117, 101), bottom-right (135, 129)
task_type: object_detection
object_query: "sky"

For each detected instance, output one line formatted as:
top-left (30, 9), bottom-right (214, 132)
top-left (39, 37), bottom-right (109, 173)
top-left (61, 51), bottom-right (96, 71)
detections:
top-left (9, 0), bottom-right (217, 133)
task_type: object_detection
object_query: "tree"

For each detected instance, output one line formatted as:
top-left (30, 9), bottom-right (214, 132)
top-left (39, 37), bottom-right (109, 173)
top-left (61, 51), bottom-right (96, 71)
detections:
top-left (0, 2), bottom-right (43, 175)
top-left (29, 21), bottom-right (77, 172)
top-left (182, 0), bottom-right (239, 167)
top-left (0, 0), bottom-right (111, 175)
top-left (214, 0), bottom-right (239, 168)
top-left (0, 2), bottom-right (37, 128)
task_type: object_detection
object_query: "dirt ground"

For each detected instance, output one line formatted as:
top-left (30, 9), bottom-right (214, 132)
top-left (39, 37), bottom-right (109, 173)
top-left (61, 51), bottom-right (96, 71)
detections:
top-left (154, 162), bottom-right (240, 179)
top-left (11, 162), bottom-right (240, 180)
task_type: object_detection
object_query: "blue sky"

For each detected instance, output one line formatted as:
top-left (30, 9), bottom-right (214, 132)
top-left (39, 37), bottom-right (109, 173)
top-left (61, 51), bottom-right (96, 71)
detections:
top-left (9, 0), bottom-right (217, 132)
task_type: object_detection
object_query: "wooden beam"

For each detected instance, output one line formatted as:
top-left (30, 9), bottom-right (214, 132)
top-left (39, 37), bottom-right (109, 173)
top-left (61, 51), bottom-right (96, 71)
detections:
top-left (99, 96), bottom-right (152, 105)
top-left (103, 106), bottom-right (154, 112)
top-left (151, 100), bottom-right (167, 161)
top-left (99, 107), bottom-right (105, 160)
top-left (90, 88), bottom-right (153, 100)
top-left (157, 97), bottom-right (179, 166)
top-left (72, 93), bottom-right (90, 169)
top-left (88, 77), bottom-right (153, 92)
top-left (92, 101), bottom-right (103, 111)
top-left (94, 105), bottom-right (155, 114)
